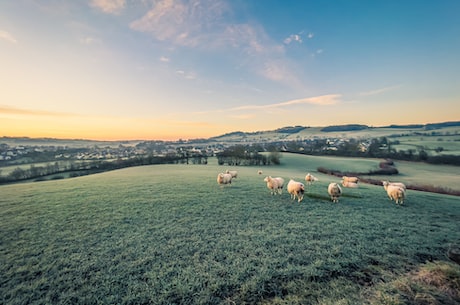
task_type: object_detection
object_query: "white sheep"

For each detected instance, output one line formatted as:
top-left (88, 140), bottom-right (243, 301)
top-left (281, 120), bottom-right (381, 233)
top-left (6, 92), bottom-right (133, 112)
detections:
top-left (287, 179), bottom-right (305, 202)
top-left (328, 182), bottom-right (342, 203)
top-left (264, 176), bottom-right (285, 195)
top-left (342, 176), bottom-right (359, 184)
top-left (382, 181), bottom-right (406, 204)
top-left (225, 170), bottom-right (238, 178)
top-left (305, 173), bottom-right (319, 185)
top-left (342, 181), bottom-right (359, 188)
top-left (382, 180), bottom-right (406, 191)
top-left (258, 170), bottom-right (263, 175)
top-left (385, 184), bottom-right (405, 204)
top-left (217, 173), bottom-right (232, 185)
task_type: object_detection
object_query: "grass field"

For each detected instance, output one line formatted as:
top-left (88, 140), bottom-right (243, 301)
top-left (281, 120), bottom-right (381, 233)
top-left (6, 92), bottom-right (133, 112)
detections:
top-left (1, 154), bottom-right (459, 304)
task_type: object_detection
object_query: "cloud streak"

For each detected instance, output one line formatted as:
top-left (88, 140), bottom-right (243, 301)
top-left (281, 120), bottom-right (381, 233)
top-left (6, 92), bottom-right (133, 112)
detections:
top-left (79, 36), bottom-right (101, 45)
top-left (90, 0), bottom-right (126, 14)
top-left (0, 30), bottom-right (18, 44)
top-left (231, 94), bottom-right (341, 111)
top-left (0, 106), bottom-right (79, 117)
top-left (194, 94), bottom-right (342, 116)
top-left (359, 85), bottom-right (401, 96)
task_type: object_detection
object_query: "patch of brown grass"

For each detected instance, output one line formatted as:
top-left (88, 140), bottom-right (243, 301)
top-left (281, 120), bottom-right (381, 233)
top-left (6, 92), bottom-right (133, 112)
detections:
top-left (413, 261), bottom-right (460, 300)
top-left (365, 261), bottom-right (460, 305)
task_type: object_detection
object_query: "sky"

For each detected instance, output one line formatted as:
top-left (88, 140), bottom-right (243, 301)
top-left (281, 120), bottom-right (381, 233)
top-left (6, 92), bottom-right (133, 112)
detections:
top-left (1, 0), bottom-right (459, 141)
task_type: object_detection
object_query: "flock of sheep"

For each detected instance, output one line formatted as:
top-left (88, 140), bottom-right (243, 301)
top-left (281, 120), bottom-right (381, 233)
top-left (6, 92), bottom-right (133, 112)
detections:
top-left (217, 169), bottom-right (407, 205)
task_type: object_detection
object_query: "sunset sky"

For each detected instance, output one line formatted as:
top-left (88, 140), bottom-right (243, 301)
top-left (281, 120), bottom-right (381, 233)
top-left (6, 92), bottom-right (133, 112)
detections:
top-left (1, 0), bottom-right (459, 140)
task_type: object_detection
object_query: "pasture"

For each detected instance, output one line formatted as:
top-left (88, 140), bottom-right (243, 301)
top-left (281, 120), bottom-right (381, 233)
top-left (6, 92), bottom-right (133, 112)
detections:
top-left (1, 154), bottom-right (459, 304)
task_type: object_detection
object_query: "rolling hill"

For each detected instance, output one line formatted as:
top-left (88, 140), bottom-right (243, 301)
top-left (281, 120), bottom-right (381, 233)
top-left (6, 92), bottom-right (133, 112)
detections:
top-left (210, 121), bottom-right (460, 143)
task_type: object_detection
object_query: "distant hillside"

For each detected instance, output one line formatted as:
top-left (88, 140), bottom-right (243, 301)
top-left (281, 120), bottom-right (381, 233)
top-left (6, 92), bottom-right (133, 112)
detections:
top-left (382, 121), bottom-right (460, 130)
top-left (384, 124), bottom-right (424, 129)
top-left (210, 121), bottom-right (460, 142)
top-left (425, 121), bottom-right (460, 130)
top-left (212, 130), bottom-right (263, 139)
top-left (275, 126), bottom-right (308, 134)
top-left (320, 124), bottom-right (369, 132)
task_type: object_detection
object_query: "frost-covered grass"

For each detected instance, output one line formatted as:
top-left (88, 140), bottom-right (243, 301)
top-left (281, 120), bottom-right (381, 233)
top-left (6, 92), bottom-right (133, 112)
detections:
top-left (1, 155), bottom-right (459, 304)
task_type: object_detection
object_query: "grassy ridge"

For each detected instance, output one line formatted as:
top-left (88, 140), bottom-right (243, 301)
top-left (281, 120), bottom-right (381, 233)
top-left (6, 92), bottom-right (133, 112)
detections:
top-left (1, 156), bottom-right (459, 304)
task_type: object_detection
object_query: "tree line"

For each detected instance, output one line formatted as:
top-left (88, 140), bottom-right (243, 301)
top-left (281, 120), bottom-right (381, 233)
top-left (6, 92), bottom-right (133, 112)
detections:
top-left (216, 145), bottom-right (281, 166)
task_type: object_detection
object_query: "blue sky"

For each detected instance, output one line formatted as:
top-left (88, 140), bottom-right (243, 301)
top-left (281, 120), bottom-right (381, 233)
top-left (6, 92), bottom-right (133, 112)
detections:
top-left (1, 0), bottom-right (459, 140)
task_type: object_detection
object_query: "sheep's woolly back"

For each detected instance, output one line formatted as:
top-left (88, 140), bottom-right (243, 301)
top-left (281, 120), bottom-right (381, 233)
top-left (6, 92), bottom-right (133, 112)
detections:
top-left (225, 170), bottom-right (238, 178)
top-left (217, 173), bottom-right (232, 185)
top-left (305, 173), bottom-right (318, 184)
top-left (342, 176), bottom-right (359, 183)
top-left (264, 176), bottom-right (284, 195)
top-left (382, 180), bottom-right (406, 191)
top-left (342, 181), bottom-right (359, 188)
top-left (274, 177), bottom-right (285, 189)
top-left (386, 185), bottom-right (405, 204)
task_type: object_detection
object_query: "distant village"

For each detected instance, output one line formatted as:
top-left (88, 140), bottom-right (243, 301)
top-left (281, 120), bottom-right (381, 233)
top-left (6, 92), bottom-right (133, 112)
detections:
top-left (0, 137), bottom-right (373, 164)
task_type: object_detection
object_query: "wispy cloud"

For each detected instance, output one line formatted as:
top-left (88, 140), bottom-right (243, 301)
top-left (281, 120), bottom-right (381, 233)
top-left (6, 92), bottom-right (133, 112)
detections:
top-left (129, 0), bottom-right (301, 87)
top-left (176, 70), bottom-right (197, 80)
top-left (284, 31), bottom-right (314, 44)
top-left (79, 36), bottom-right (101, 45)
top-left (90, 0), bottom-right (126, 15)
top-left (194, 94), bottom-right (342, 115)
top-left (0, 105), bottom-right (79, 117)
top-left (231, 94), bottom-right (341, 111)
top-left (284, 34), bottom-right (302, 44)
top-left (0, 30), bottom-right (18, 44)
top-left (129, 0), bottom-right (228, 47)
top-left (228, 114), bottom-right (255, 120)
top-left (359, 85), bottom-right (401, 96)
top-left (160, 56), bottom-right (170, 63)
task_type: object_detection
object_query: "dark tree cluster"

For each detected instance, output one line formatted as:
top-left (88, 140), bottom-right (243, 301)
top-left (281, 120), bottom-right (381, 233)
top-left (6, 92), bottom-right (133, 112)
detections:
top-left (216, 145), bottom-right (277, 166)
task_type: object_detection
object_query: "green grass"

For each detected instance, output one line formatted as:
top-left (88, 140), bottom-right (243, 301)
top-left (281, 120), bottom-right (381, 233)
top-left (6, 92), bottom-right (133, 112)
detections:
top-left (1, 155), bottom-right (459, 304)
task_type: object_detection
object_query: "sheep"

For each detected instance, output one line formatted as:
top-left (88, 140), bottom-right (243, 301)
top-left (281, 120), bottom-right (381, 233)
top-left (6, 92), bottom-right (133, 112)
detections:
top-left (225, 170), bottom-right (238, 178)
top-left (382, 181), bottom-right (406, 204)
top-left (342, 181), bottom-right (359, 188)
top-left (305, 173), bottom-right (319, 185)
top-left (287, 179), bottom-right (305, 202)
top-left (217, 173), bottom-right (232, 185)
top-left (342, 176), bottom-right (359, 184)
top-left (264, 176), bottom-right (285, 195)
top-left (258, 170), bottom-right (263, 175)
top-left (382, 180), bottom-right (406, 191)
top-left (385, 184), bottom-right (405, 204)
top-left (328, 182), bottom-right (342, 203)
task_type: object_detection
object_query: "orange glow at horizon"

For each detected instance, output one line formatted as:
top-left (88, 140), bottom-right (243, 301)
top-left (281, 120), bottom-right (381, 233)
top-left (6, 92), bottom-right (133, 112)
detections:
top-left (0, 115), bottom-right (224, 141)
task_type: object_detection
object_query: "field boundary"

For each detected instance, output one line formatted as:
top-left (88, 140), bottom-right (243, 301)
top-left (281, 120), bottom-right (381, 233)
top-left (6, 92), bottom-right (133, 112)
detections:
top-left (317, 166), bottom-right (460, 197)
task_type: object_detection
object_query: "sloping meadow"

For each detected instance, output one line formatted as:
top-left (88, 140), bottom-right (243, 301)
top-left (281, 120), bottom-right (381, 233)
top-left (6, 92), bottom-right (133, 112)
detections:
top-left (1, 155), bottom-right (459, 304)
